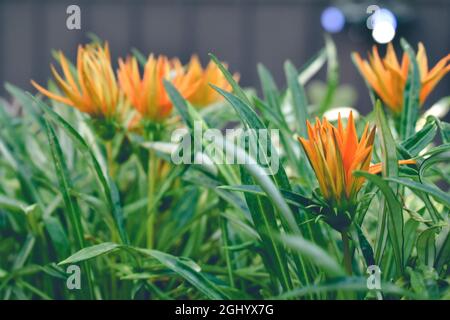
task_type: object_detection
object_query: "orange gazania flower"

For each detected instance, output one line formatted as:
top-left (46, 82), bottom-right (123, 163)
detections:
top-left (298, 112), bottom-right (414, 208)
top-left (32, 42), bottom-right (123, 118)
top-left (353, 43), bottom-right (450, 114)
top-left (186, 55), bottom-right (239, 108)
top-left (117, 55), bottom-right (199, 122)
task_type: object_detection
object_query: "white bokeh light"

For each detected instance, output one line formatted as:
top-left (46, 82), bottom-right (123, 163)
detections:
top-left (372, 20), bottom-right (396, 44)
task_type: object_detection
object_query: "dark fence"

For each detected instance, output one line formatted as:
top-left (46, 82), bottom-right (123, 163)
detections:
top-left (0, 0), bottom-right (449, 113)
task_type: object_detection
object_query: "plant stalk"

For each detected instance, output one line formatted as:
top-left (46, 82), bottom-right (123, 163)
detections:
top-left (341, 231), bottom-right (352, 275)
top-left (106, 140), bottom-right (115, 178)
top-left (146, 132), bottom-right (157, 249)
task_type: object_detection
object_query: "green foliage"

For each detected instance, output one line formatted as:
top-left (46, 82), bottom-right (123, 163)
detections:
top-left (0, 37), bottom-right (449, 300)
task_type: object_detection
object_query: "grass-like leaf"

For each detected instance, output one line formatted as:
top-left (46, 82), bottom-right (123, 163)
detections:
top-left (31, 94), bottom-right (129, 245)
top-left (387, 177), bottom-right (450, 208)
top-left (59, 243), bottom-right (230, 299)
top-left (354, 171), bottom-right (404, 274)
top-left (400, 38), bottom-right (421, 140)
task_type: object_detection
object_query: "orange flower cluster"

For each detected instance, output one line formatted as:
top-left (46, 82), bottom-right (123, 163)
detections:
top-left (32, 42), bottom-right (237, 124)
top-left (354, 43), bottom-right (450, 114)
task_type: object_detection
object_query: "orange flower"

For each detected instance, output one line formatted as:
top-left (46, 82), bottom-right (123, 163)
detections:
top-left (299, 112), bottom-right (375, 207)
top-left (353, 43), bottom-right (450, 113)
top-left (32, 42), bottom-right (123, 118)
top-left (186, 55), bottom-right (239, 108)
top-left (117, 55), bottom-right (199, 122)
top-left (298, 112), bottom-right (415, 208)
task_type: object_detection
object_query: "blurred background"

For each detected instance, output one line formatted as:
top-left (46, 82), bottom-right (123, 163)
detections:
top-left (0, 0), bottom-right (449, 114)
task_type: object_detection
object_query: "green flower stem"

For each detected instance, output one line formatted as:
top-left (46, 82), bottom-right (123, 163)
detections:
top-left (146, 148), bottom-right (157, 249)
top-left (145, 126), bottom-right (160, 249)
top-left (341, 231), bottom-right (352, 275)
top-left (220, 215), bottom-right (235, 288)
top-left (106, 140), bottom-right (115, 179)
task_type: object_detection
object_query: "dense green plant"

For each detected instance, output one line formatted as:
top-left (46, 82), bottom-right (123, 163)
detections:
top-left (0, 37), bottom-right (449, 300)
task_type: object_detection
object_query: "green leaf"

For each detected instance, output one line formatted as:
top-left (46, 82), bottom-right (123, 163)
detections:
top-left (60, 243), bottom-right (230, 299)
top-left (12, 235), bottom-right (36, 270)
top-left (5, 83), bottom-right (46, 128)
top-left (404, 219), bottom-right (420, 263)
top-left (257, 64), bottom-right (281, 112)
top-left (253, 97), bottom-right (288, 130)
top-left (400, 38), bottom-right (421, 140)
top-left (353, 171), bottom-right (404, 273)
top-left (435, 225), bottom-right (450, 273)
top-left (355, 226), bottom-right (375, 267)
top-left (318, 35), bottom-right (338, 114)
top-left (43, 216), bottom-right (70, 260)
top-left (376, 100), bottom-right (398, 179)
top-left (239, 169), bottom-right (293, 291)
top-left (219, 184), bottom-right (319, 212)
top-left (136, 248), bottom-right (230, 300)
top-left (274, 277), bottom-right (416, 299)
top-left (280, 234), bottom-right (345, 277)
top-left (417, 227), bottom-right (438, 267)
top-left (211, 85), bottom-right (291, 192)
top-left (0, 195), bottom-right (27, 213)
top-left (399, 117), bottom-right (437, 157)
top-left (131, 48), bottom-right (147, 67)
top-left (374, 101), bottom-right (402, 271)
top-left (163, 80), bottom-right (240, 186)
top-left (284, 60), bottom-right (309, 137)
top-left (31, 94), bottom-right (129, 245)
top-left (298, 48), bottom-right (326, 85)
top-left (45, 121), bottom-right (85, 250)
top-left (437, 120), bottom-right (450, 143)
top-left (209, 53), bottom-right (251, 105)
top-left (58, 242), bottom-right (121, 265)
top-left (387, 177), bottom-right (450, 208)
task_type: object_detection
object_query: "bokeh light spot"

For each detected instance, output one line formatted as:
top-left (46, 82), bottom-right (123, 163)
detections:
top-left (372, 21), bottom-right (396, 44)
top-left (321, 6), bottom-right (345, 33)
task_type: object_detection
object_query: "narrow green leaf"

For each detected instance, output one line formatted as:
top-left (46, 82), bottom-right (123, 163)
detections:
top-left (136, 248), bottom-right (230, 299)
top-left (163, 80), bottom-right (240, 186)
top-left (298, 48), bottom-right (326, 85)
top-left (376, 100), bottom-right (398, 179)
top-left (257, 64), bottom-right (281, 112)
top-left (400, 38), bottom-right (421, 140)
top-left (354, 171), bottom-right (404, 273)
top-left (209, 53), bottom-right (251, 105)
top-left (318, 35), bottom-right (338, 114)
top-left (211, 85), bottom-right (292, 192)
top-left (399, 117), bottom-right (437, 157)
top-left (219, 184), bottom-right (319, 212)
top-left (45, 121), bottom-right (85, 250)
top-left (239, 168), bottom-right (293, 291)
top-left (31, 94), bottom-right (129, 245)
top-left (131, 48), bottom-right (147, 67)
top-left (387, 177), bottom-right (450, 208)
top-left (284, 60), bottom-right (309, 137)
top-left (58, 242), bottom-right (121, 265)
top-left (43, 216), bottom-right (70, 260)
top-left (60, 243), bottom-right (230, 299)
top-left (435, 225), bottom-right (450, 273)
top-left (417, 227), bottom-right (438, 267)
top-left (281, 234), bottom-right (345, 277)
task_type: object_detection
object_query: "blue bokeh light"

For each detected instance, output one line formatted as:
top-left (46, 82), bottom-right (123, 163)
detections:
top-left (321, 6), bottom-right (345, 33)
